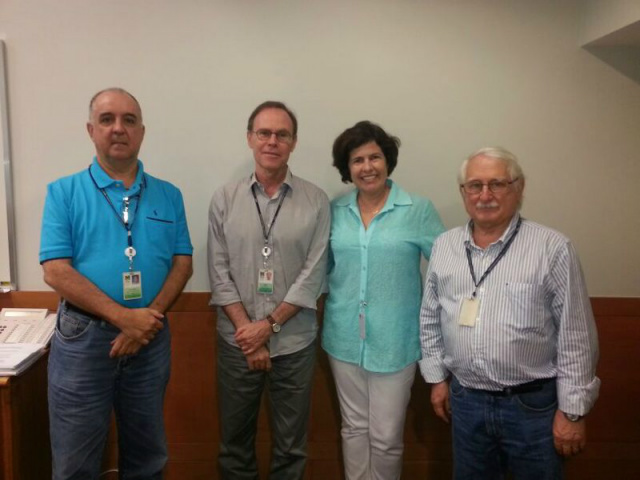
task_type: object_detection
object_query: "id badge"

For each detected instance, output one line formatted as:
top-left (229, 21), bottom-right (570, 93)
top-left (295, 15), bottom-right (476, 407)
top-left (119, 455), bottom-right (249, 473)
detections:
top-left (123, 271), bottom-right (143, 300)
top-left (257, 268), bottom-right (274, 294)
top-left (458, 297), bottom-right (480, 327)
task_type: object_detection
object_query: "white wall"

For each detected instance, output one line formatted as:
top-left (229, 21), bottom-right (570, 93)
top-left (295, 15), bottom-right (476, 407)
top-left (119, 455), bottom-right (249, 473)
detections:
top-left (0, 0), bottom-right (639, 296)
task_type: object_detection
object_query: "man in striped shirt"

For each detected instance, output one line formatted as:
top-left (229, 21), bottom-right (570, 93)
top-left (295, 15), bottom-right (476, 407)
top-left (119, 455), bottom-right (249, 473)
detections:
top-left (419, 147), bottom-right (600, 479)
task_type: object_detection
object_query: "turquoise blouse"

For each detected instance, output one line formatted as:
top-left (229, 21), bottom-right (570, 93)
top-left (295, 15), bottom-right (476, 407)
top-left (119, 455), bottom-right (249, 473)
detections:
top-left (322, 180), bottom-right (445, 373)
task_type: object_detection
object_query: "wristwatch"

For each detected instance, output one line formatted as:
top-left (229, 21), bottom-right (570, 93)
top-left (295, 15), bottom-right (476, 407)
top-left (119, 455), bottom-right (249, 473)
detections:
top-left (266, 314), bottom-right (281, 333)
top-left (563, 412), bottom-right (583, 422)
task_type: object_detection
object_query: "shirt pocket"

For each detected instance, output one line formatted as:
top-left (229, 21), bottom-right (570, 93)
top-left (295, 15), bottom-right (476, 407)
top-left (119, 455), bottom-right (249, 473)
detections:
top-left (143, 215), bottom-right (177, 257)
top-left (504, 282), bottom-right (545, 331)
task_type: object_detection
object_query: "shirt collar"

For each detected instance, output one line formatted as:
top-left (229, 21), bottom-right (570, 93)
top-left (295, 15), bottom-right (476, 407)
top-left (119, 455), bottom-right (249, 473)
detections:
top-left (89, 157), bottom-right (145, 193)
top-left (249, 168), bottom-right (293, 195)
top-left (335, 179), bottom-right (411, 211)
top-left (464, 213), bottom-right (522, 248)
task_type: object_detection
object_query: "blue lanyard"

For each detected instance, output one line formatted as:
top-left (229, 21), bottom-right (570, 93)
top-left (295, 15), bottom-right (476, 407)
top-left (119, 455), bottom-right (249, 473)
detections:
top-left (251, 183), bottom-right (287, 246)
top-left (88, 165), bottom-right (146, 250)
top-left (465, 217), bottom-right (522, 298)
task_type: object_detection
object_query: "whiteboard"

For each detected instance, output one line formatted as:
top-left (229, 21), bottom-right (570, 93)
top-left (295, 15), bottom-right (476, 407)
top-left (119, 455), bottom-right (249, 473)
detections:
top-left (0, 39), bottom-right (16, 291)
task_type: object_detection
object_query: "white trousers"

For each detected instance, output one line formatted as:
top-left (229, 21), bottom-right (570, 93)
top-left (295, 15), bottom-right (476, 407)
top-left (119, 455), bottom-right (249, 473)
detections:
top-left (328, 356), bottom-right (416, 480)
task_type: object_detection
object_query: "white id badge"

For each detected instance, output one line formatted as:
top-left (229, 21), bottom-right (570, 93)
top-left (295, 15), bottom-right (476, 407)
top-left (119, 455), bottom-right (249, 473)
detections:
top-left (458, 297), bottom-right (480, 327)
top-left (123, 271), bottom-right (143, 300)
top-left (257, 268), bottom-right (274, 294)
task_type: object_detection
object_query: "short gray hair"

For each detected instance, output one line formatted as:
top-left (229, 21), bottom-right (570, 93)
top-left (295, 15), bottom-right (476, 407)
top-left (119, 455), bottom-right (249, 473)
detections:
top-left (458, 146), bottom-right (525, 190)
top-left (88, 87), bottom-right (142, 121)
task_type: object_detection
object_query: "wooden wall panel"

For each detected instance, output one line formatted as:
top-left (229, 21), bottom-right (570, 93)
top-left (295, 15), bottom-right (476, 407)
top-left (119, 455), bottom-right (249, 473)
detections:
top-left (163, 311), bottom-right (218, 478)
top-left (0, 353), bottom-right (51, 480)
top-left (1, 292), bottom-right (638, 479)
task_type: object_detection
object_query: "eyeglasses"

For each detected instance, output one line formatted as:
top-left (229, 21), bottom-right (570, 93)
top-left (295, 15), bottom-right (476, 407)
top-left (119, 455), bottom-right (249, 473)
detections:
top-left (460, 178), bottom-right (520, 195)
top-left (252, 129), bottom-right (294, 144)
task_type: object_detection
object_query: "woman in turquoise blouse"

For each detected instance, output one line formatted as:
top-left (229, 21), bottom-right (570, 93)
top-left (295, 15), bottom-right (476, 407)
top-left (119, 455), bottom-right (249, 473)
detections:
top-left (322, 121), bottom-right (444, 480)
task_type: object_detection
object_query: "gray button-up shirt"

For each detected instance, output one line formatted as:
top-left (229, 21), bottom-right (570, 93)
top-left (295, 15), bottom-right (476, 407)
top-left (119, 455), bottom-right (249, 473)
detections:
top-left (208, 169), bottom-right (330, 357)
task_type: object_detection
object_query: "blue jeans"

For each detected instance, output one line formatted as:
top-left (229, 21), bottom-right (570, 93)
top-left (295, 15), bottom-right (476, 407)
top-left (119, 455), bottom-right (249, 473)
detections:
top-left (449, 376), bottom-right (562, 480)
top-left (48, 303), bottom-right (171, 480)
top-left (217, 337), bottom-right (316, 480)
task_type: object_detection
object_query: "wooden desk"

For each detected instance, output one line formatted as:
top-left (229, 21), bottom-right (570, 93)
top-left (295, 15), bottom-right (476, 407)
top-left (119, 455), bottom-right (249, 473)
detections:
top-left (0, 351), bottom-right (51, 480)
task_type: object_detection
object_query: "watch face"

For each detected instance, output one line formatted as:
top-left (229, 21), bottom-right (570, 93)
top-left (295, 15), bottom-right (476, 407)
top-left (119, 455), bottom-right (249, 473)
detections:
top-left (272, 323), bottom-right (281, 333)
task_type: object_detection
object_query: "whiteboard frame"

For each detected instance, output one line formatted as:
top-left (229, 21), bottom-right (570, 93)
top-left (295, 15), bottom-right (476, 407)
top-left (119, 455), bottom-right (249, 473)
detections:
top-left (1, 40), bottom-right (17, 291)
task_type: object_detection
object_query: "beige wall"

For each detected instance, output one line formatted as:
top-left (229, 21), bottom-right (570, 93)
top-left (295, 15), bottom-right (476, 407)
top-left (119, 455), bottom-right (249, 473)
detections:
top-left (1, 0), bottom-right (639, 296)
top-left (582, 0), bottom-right (640, 44)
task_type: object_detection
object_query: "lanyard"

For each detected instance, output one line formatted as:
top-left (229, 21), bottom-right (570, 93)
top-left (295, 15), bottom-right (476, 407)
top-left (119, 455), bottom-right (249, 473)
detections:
top-left (251, 183), bottom-right (287, 256)
top-left (88, 166), bottom-right (145, 267)
top-left (465, 217), bottom-right (522, 298)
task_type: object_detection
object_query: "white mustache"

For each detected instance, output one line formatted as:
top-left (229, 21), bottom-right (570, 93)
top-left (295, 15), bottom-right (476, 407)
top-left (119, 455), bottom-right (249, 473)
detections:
top-left (475, 202), bottom-right (499, 209)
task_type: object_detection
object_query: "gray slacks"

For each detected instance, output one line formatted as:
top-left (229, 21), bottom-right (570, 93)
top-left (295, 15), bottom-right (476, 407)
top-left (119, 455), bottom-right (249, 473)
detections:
top-left (217, 336), bottom-right (316, 480)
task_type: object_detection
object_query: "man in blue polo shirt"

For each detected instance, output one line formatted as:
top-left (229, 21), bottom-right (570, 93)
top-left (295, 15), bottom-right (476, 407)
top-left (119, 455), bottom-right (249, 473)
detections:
top-left (40, 87), bottom-right (193, 479)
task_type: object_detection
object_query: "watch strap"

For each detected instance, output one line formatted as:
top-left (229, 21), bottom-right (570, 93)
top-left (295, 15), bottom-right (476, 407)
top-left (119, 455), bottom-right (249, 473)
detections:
top-left (267, 314), bottom-right (280, 333)
top-left (563, 411), bottom-right (583, 422)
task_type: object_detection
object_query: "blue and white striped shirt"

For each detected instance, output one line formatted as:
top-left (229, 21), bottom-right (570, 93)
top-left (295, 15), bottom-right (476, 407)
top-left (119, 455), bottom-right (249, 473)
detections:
top-left (419, 214), bottom-right (600, 415)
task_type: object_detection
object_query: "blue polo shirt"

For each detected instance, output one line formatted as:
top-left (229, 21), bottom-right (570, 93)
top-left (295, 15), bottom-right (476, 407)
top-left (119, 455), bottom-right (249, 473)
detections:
top-left (40, 158), bottom-right (193, 308)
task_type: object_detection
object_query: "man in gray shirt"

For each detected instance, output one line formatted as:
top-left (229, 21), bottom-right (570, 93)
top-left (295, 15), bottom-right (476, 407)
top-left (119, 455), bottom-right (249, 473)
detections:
top-left (208, 101), bottom-right (330, 480)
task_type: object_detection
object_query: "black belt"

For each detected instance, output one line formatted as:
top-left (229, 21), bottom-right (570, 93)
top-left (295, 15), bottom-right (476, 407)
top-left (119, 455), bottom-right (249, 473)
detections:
top-left (62, 300), bottom-right (99, 319)
top-left (63, 300), bottom-right (167, 323)
top-left (475, 378), bottom-right (555, 397)
top-left (61, 301), bottom-right (124, 333)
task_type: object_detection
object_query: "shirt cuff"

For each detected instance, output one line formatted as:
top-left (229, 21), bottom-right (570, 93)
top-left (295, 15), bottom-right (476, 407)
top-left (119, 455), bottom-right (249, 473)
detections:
top-left (209, 288), bottom-right (242, 307)
top-left (283, 289), bottom-right (319, 311)
top-left (419, 358), bottom-right (449, 384)
top-left (557, 376), bottom-right (601, 415)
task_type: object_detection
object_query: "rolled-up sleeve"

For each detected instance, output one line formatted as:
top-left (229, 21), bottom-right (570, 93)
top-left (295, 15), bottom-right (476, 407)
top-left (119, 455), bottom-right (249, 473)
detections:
top-left (208, 190), bottom-right (242, 306)
top-left (551, 241), bottom-right (601, 415)
top-left (283, 191), bottom-right (330, 309)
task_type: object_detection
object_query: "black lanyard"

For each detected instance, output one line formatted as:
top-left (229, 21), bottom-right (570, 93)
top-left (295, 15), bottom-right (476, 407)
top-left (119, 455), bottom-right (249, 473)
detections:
top-left (88, 165), bottom-right (145, 251)
top-left (251, 183), bottom-right (287, 246)
top-left (465, 217), bottom-right (522, 298)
